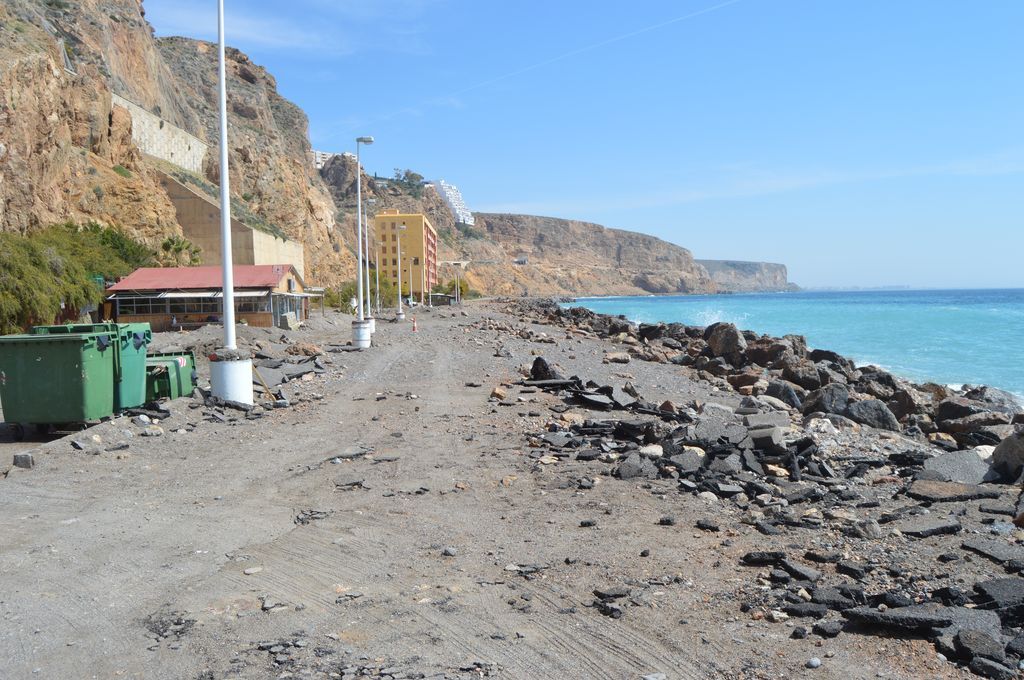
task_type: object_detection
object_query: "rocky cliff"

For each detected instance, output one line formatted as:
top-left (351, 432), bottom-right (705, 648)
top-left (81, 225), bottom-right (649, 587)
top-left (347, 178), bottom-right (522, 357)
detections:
top-left (318, 159), bottom-right (717, 296)
top-left (472, 213), bottom-right (716, 296)
top-left (696, 260), bottom-right (796, 292)
top-left (0, 0), bottom-right (179, 237)
top-left (0, 0), bottom-right (354, 284)
top-left (155, 37), bottom-right (348, 284)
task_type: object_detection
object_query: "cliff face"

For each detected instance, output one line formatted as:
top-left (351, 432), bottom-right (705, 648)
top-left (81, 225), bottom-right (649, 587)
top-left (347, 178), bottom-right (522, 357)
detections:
top-left (320, 156), bottom-right (456, 249)
top-left (0, 0), bottom-right (179, 238)
top-left (318, 163), bottom-right (717, 296)
top-left (469, 213), bottom-right (716, 296)
top-left (156, 38), bottom-right (350, 285)
top-left (696, 260), bottom-right (796, 292)
top-left (0, 0), bottom-right (354, 285)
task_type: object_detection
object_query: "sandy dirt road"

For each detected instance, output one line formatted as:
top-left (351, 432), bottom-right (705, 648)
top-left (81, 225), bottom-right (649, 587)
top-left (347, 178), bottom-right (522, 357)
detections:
top-left (0, 304), bottom-right (961, 679)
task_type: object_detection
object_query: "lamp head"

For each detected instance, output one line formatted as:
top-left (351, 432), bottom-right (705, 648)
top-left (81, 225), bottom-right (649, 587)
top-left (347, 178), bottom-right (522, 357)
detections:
top-left (356, 136), bottom-right (374, 145)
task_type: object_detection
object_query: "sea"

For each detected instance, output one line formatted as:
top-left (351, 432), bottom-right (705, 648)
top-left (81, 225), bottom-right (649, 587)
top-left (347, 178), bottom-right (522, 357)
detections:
top-left (566, 289), bottom-right (1024, 400)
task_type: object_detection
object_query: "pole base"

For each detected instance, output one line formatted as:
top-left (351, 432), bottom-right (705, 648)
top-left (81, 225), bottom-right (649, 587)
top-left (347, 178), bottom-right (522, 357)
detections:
top-left (210, 358), bottom-right (254, 405)
top-left (366, 317), bottom-right (376, 334)
top-left (352, 319), bottom-right (372, 348)
top-left (396, 310), bottom-right (406, 321)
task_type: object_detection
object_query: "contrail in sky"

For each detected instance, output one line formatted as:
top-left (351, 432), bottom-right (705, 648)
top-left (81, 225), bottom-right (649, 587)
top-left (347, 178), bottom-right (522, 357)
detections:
top-left (452, 0), bottom-right (744, 96)
top-left (323, 0), bottom-right (743, 139)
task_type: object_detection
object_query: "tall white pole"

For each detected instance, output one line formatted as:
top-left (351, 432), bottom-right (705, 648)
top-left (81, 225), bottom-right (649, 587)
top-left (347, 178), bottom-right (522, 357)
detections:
top-left (216, 0), bottom-right (236, 350)
top-left (368, 201), bottom-right (380, 314)
top-left (363, 200), bottom-right (372, 319)
top-left (354, 144), bottom-right (365, 322)
top-left (396, 225), bottom-right (404, 319)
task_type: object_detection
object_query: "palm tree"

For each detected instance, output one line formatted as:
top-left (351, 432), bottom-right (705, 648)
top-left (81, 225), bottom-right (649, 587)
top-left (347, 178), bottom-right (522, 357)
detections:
top-left (159, 236), bottom-right (202, 266)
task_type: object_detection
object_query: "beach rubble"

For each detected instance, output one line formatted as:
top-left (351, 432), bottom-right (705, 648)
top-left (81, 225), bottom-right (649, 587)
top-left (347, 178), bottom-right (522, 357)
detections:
top-left (508, 297), bottom-right (1024, 678)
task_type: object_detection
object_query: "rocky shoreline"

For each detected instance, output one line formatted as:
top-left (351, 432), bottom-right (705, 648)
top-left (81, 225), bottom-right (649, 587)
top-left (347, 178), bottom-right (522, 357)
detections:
top-left (502, 297), bottom-right (1024, 678)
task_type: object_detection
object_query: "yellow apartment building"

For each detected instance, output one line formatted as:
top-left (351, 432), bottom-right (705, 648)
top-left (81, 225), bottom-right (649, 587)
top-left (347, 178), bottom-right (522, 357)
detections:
top-left (374, 210), bottom-right (439, 302)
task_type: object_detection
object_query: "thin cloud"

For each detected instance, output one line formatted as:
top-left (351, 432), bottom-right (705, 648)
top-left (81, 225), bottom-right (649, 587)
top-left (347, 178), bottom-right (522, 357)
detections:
top-left (144, 0), bottom-right (353, 53)
top-left (316, 0), bottom-right (744, 142)
top-left (477, 149), bottom-right (1024, 216)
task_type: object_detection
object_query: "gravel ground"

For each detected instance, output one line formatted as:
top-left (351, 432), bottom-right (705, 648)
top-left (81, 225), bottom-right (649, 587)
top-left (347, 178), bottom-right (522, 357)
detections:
top-left (0, 302), bottom-right (982, 679)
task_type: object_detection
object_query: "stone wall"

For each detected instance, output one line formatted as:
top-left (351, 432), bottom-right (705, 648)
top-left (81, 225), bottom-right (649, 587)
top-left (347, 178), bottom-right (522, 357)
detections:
top-left (112, 94), bottom-right (207, 173)
top-left (157, 171), bottom-right (305, 278)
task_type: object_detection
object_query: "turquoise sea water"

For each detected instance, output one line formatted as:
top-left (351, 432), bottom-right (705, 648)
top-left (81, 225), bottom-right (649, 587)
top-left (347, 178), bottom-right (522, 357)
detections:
top-left (568, 289), bottom-right (1024, 399)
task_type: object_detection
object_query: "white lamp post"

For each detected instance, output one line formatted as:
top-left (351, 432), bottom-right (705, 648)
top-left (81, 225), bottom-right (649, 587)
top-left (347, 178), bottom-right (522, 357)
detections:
top-left (209, 0), bottom-right (252, 405)
top-left (351, 135), bottom-right (373, 348)
top-left (366, 198), bottom-right (380, 315)
top-left (363, 194), bottom-right (374, 332)
top-left (396, 223), bottom-right (406, 321)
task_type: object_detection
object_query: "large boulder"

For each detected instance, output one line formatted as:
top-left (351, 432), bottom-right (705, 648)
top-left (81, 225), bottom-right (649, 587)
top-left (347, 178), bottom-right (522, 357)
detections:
top-left (808, 348), bottom-right (855, 371)
top-left (530, 356), bottom-right (563, 381)
top-left (637, 323), bottom-right (665, 342)
top-left (937, 396), bottom-right (990, 423)
top-left (781, 358), bottom-right (822, 391)
top-left (704, 322), bottom-right (747, 365)
top-left (744, 339), bottom-right (791, 367)
top-left (963, 386), bottom-right (1024, 416)
top-left (845, 399), bottom-right (901, 431)
top-left (803, 383), bottom-right (850, 415)
top-left (941, 411), bottom-right (1012, 434)
top-left (889, 387), bottom-right (931, 421)
top-left (991, 428), bottom-right (1024, 481)
top-left (766, 380), bottom-right (803, 409)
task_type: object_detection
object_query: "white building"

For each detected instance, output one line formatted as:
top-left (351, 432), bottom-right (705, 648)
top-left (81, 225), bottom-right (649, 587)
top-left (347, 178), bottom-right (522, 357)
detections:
top-left (436, 179), bottom-right (474, 226)
top-left (313, 150), bottom-right (355, 170)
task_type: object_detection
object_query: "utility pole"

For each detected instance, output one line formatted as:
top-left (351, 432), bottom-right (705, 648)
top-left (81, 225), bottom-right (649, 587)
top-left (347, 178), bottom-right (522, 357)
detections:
top-left (209, 0), bottom-right (252, 405)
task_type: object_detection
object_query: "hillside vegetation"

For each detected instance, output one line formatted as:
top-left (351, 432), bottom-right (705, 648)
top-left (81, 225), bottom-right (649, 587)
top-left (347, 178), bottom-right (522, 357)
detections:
top-left (0, 222), bottom-right (155, 333)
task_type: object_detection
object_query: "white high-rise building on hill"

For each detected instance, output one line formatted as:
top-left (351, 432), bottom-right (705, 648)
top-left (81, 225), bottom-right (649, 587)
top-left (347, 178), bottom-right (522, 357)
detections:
top-left (313, 150), bottom-right (355, 170)
top-left (436, 179), bottom-right (474, 226)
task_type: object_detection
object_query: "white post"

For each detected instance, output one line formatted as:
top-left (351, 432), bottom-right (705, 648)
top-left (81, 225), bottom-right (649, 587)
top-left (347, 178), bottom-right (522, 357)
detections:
top-left (363, 199), bottom-right (372, 321)
top-left (217, 0), bottom-right (235, 350)
top-left (368, 200), bottom-right (380, 314)
top-left (354, 144), bottom-right (365, 322)
top-left (396, 223), bottom-right (406, 320)
top-left (210, 0), bottom-right (252, 405)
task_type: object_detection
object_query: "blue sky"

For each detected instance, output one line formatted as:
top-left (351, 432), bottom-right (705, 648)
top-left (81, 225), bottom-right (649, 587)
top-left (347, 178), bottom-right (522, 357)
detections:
top-left (144, 0), bottom-right (1023, 289)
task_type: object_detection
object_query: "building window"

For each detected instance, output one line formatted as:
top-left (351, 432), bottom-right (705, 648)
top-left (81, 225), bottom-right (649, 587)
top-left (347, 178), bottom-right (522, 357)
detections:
top-left (412, 257), bottom-right (420, 265)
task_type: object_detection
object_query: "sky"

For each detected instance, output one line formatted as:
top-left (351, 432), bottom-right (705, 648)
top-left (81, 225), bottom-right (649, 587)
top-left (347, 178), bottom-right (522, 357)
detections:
top-left (143, 0), bottom-right (1024, 289)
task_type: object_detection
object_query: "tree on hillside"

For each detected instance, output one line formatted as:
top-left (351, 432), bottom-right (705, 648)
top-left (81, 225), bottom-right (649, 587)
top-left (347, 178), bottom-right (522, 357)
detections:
top-left (392, 169), bottom-right (425, 198)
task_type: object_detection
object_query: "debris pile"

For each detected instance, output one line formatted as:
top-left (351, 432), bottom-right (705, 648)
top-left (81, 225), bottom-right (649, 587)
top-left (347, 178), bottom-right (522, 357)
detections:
top-left (510, 299), bottom-right (1024, 463)
top-left (518, 352), bottom-right (1024, 678)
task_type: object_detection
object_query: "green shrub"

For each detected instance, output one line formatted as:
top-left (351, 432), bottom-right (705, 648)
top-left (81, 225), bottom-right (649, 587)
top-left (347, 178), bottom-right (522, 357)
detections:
top-left (0, 222), bottom-right (154, 333)
top-left (112, 164), bottom-right (132, 178)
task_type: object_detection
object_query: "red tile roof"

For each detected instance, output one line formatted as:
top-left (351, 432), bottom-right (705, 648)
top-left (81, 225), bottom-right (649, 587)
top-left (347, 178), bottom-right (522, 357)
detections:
top-left (108, 265), bottom-right (300, 291)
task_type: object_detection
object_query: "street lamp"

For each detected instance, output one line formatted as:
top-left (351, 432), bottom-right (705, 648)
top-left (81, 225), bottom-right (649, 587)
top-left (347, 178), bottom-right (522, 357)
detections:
top-left (366, 198), bottom-right (380, 315)
top-left (363, 196), bottom-right (374, 330)
top-left (209, 0), bottom-right (252, 405)
top-left (396, 223), bottom-right (407, 321)
top-left (352, 135), bottom-right (373, 348)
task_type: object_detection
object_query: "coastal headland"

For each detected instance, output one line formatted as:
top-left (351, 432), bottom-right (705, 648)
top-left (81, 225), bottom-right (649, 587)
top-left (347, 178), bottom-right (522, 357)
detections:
top-left (3, 298), bottom-right (1023, 679)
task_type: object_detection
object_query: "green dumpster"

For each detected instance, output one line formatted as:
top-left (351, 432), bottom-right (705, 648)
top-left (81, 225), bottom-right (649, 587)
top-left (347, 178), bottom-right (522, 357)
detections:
top-left (145, 351), bottom-right (198, 402)
top-left (30, 322), bottom-right (152, 410)
top-left (0, 331), bottom-right (118, 427)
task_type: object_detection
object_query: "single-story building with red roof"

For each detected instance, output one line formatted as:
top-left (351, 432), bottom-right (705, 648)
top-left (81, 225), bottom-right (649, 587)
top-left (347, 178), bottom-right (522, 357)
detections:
top-left (105, 264), bottom-right (317, 331)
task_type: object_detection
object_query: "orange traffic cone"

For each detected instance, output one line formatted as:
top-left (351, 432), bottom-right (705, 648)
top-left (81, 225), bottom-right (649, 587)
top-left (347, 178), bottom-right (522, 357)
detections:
top-left (412, 316), bottom-right (418, 332)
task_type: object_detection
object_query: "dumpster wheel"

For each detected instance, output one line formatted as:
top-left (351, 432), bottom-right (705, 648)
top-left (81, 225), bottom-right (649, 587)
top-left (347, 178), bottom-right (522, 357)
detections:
top-left (11, 424), bottom-right (25, 441)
